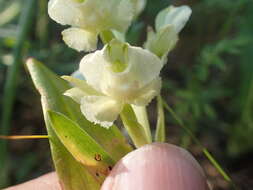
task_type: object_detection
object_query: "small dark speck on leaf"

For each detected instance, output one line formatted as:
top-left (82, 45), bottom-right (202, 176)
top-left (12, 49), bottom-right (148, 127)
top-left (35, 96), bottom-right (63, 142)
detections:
top-left (95, 154), bottom-right (102, 161)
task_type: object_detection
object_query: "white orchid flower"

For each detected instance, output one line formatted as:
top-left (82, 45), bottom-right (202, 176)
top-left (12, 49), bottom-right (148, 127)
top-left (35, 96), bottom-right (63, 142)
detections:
top-left (63, 40), bottom-right (163, 128)
top-left (145, 5), bottom-right (192, 62)
top-left (48, 0), bottom-right (134, 52)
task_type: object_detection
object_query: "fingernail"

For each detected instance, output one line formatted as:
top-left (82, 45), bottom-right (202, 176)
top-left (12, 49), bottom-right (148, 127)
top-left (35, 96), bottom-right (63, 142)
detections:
top-left (101, 143), bottom-right (209, 190)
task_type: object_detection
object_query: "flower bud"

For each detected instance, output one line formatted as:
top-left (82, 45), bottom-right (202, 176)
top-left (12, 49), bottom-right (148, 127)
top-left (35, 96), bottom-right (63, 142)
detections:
top-left (145, 5), bottom-right (192, 61)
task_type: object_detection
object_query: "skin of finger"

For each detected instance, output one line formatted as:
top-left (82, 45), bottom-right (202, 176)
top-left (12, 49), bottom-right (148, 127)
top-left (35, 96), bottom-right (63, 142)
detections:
top-left (101, 143), bottom-right (209, 190)
top-left (4, 172), bottom-right (61, 190)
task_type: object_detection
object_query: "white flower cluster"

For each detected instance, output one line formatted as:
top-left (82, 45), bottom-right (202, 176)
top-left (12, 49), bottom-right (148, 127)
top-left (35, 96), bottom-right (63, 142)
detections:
top-left (48, 0), bottom-right (192, 128)
top-left (48, 0), bottom-right (146, 51)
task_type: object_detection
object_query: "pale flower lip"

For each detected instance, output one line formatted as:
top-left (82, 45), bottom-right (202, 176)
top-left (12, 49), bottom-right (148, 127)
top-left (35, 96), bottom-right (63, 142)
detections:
top-left (63, 40), bottom-right (163, 128)
top-left (48, 0), bottom-right (135, 52)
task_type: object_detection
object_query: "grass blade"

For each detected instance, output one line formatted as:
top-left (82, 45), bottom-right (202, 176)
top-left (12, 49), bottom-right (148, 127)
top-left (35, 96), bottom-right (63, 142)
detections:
top-left (0, 135), bottom-right (49, 140)
top-left (162, 99), bottom-right (238, 189)
top-left (0, 0), bottom-right (36, 187)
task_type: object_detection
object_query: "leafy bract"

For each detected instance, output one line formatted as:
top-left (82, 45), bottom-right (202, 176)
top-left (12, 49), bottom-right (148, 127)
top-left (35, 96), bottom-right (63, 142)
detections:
top-left (26, 58), bottom-right (132, 189)
top-left (48, 111), bottom-right (115, 182)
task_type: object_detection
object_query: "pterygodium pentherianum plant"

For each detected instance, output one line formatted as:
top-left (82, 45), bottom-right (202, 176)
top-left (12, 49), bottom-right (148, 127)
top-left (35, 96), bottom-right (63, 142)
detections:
top-left (0, 1), bottom-right (237, 189)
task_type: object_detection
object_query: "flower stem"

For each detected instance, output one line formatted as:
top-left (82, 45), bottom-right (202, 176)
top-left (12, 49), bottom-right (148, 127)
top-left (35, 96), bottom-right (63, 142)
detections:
top-left (155, 95), bottom-right (165, 142)
top-left (132, 105), bottom-right (152, 143)
top-left (120, 104), bottom-right (149, 148)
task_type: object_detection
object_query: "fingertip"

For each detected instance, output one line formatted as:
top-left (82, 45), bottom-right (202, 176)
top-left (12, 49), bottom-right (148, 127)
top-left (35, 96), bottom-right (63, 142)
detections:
top-left (5, 172), bottom-right (61, 190)
top-left (101, 143), bottom-right (209, 190)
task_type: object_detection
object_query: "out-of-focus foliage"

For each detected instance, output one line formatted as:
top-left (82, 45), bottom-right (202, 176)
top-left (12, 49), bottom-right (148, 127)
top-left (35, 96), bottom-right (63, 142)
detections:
top-left (0, 0), bottom-right (253, 189)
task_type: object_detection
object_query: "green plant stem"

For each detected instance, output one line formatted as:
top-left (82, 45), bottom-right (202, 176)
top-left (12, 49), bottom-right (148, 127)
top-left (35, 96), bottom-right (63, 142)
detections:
top-left (120, 104), bottom-right (149, 148)
top-left (155, 95), bottom-right (165, 142)
top-left (162, 99), bottom-right (238, 190)
top-left (0, 2), bottom-right (21, 26)
top-left (132, 105), bottom-right (152, 143)
top-left (0, 0), bottom-right (36, 187)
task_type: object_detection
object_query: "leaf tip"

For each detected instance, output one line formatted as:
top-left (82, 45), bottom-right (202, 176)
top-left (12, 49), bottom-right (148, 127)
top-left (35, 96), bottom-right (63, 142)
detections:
top-left (61, 75), bottom-right (70, 81)
top-left (25, 57), bottom-right (43, 72)
top-left (26, 57), bottom-right (36, 66)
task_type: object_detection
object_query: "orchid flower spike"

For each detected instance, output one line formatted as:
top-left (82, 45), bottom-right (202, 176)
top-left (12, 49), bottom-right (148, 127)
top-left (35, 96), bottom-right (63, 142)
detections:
top-left (63, 40), bottom-right (163, 128)
top-left (48, 0), bottom-right (146, 52)
top-left (145, 5), bottom-right (192, 62)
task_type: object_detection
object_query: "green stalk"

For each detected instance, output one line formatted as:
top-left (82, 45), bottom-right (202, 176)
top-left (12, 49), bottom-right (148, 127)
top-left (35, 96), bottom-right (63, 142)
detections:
top-left (132, 105), bottom-right (152, 143)
top-left (0, 2), bottom-right (21, 26)
top-left (120, 104), bottom-right (149, 148)
top-left (162, 99), bottom-right (238, 190)
top-left (155, 95), bottom-right (165, 142)
top-left (0, 0), bottom-right (36, 187)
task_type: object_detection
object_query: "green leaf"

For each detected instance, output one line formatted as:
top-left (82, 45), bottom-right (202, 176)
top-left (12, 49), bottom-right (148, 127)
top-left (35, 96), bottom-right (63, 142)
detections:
top-left (26, 58), bottom-right (132, 158)
top-left (26, 58), bottom-right (132, 189)
top-left (48, 111), bottom-right (115, 183)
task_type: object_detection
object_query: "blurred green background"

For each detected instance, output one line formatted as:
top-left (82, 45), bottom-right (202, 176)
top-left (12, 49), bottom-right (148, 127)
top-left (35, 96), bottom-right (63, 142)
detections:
top-left (0, 0), bottom-right (252, 189)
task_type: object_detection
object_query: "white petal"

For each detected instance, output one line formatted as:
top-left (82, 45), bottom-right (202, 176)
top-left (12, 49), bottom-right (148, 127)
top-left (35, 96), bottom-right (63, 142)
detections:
top-left (131, 0), bottom-right (146, 17)
top-left (80, 41), bottom-right (163, 102)
top-left (80, 96), bottom-right (123, 128)
top-left (49, 0), bottom-right (134, 33)
top-left (122, 44), bottom-right (163, 87)
top-left (101, 44), bottom-right (163, 101)
top-left (64, 87), bottom-right (86, 104)
top-left (113, 0), bottom-right (134, 32)
top-left (48, 0), bottom-right (83, 26)
top-left (62, 76), bottom-right (101, 95)
top-left (155, 5), bottom-right (192, 33)
top-left (62, 28), bottom-right (98, 52)
top-left (131, 77), bottom-right (162, 106)
top-left (79, 51), bottom-right (106, 93)
top-left (144, 25), bottom-right (178, 59)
